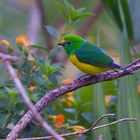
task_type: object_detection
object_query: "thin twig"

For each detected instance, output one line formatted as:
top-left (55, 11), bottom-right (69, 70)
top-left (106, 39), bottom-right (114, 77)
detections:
top-left (16, 116), bottom-right (136, 140)
top-left (0, 55), bottom-right (64, 140)
top-left (0, 53), bottom-right (19, 62)
top-left (7, 58), bottom-right (140, 139)
top-left (84, 114), bottom-right (115, 132)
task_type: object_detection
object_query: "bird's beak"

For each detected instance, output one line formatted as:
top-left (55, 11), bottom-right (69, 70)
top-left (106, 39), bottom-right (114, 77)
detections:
top-left (57, 42), bottom-right (65, 46)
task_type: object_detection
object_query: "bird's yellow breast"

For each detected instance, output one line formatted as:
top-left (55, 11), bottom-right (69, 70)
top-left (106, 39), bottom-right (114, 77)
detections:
top-left (69, 54), bottom-right (112, 74)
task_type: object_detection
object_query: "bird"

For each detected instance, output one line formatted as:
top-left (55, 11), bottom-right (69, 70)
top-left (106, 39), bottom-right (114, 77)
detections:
top-left (57, 34), bottom-right (128, 75)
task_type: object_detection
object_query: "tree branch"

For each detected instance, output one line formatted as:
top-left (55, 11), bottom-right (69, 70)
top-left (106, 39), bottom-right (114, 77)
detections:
top-left (0, 54), bottom-right (64, 140)
top-left (16, 114), bottom-right (136, 140)
top-left (7, 58), bottom-right (140, 139)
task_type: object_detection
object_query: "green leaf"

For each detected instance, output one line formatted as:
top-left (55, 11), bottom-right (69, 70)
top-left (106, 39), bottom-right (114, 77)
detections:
top-left (93, 83), bottom-right (112, 140)
top-left (29, 93), bottom-right (39, 102)
top-left (63, 0), bottom-right (75, 12)
top-left (0, 113), bottom-right (8, 125)
top-left (120, 0), bottom-right (134, 44)
top-left (77, 8), bottom-right (86, 14)
top-left (0, 127), bottom-right (10, 138)
top-left (77, 12), bottom-right (95, 20)
top-left (5, 87), bottom-right (17, 98)
top-left (103, 80), bottom-right (118, 95)
top-left (132, 54), bottom-right (140, 58)
top-left (35, 61), bottom-right (44, 70)
top-left (20, 60), bottom-right (32, 73)
top-left (15, 102), bottom-right (25, 112)
top-left (103, 0), bottom-right (134, 44)
top-left (67, 119), bottom-right (79, 125)
top-left (81, 112), bottom-right (92, 122)
top-left (48, 46), bottom-right (62, 58)
top-left (30, 45), bottom-right (48, 51)
top-left (58, 0), bottom-right (94, 25)
top-left (45, 25), bottom-right (60, 38)
top-left (0, 100), bottom-right (9, 109)
top-left (9, 92), bottom-right (17, 99)
top-left (48, 74), bottom-right (57, 85)
top-left (64, 108), bottom-right (77, 114)
top-left (0, 92), bottom-right (8, 99)
top-left (57, 2), bottom-right (69, 22)
top-left (117, 37), bottom-right (140, 140)
top-left (102, 0), bottom-right (123, 31)
top-left (80, 102), bottom-right (93, 112)
top-left (69, 9), bottom-right (77, 21)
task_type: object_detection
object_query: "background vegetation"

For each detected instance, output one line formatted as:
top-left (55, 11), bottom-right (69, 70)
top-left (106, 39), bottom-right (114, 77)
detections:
top-left (0, 0), bottom-right (140, 139)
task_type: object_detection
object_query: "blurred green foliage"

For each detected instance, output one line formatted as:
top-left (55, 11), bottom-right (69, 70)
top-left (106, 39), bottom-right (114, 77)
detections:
top-left (0, 0), bottom-right (140, 139)
top-left (0, 39), bottom-right (63, 137)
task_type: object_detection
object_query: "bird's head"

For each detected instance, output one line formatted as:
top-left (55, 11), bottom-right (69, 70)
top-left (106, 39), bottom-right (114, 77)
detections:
top-left (57, 34), bottom-right (84, 56)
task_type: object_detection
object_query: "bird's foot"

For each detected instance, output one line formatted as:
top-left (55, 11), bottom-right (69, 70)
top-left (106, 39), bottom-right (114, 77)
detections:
top-left (114, 70), bottom-right (120, 74)
top-left (123, 69), bottom-right (133, 75)
top-left (114, 69), bottom-right (133, 75)
top-left (79, 74), bottom-right (91, 78)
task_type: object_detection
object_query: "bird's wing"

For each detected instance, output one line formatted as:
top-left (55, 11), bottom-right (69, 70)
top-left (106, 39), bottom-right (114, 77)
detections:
top-left (75, 41), bottom-right (114, 67)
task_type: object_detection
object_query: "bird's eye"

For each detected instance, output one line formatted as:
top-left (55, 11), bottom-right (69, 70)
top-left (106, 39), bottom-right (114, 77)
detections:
top-left (64, 41), bottom-right (71, 46)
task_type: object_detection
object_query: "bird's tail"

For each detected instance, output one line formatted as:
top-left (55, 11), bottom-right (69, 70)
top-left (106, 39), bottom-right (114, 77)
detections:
top-left (110, 63), bottom-right (132, 74)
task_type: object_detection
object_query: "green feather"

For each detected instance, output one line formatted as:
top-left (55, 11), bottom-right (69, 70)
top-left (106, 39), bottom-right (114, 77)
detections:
top-left (63, 34), bottom-right (84, 56)
top-left (75, 41), bottom-right (113, 67)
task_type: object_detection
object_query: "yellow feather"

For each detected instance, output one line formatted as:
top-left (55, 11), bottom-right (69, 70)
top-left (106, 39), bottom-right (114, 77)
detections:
top-left (69, 54), bottom-right (112, 74)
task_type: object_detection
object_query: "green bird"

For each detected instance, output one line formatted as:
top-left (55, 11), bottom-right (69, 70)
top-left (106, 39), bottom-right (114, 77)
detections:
top-left (58, 34), bottom-right (127, 75)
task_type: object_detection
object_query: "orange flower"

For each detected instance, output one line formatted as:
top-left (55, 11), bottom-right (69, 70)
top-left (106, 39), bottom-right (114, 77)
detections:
top-left (61, 78), bottom-right (73, 84)
top-left (28, 83), bottom-right (37, 92)
top-left (50, 114), bottom-right (65, 127)
top-left (16, 34), bottom-right (32, 48)
top-left (105, 95), bottom-right (111, 106)
top-left (138, 83), bottom-right (140, 96)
